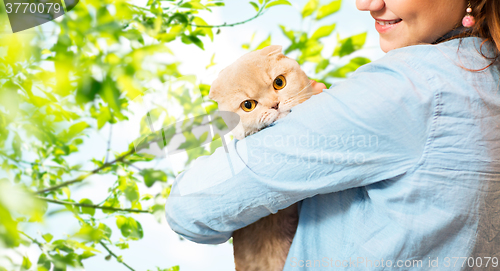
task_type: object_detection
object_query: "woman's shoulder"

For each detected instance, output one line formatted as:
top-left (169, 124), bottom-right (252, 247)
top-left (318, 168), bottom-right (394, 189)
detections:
top-left (347, 37), bottom-right (498, 96)
top-left (365, 37), bottom-right (496, 73)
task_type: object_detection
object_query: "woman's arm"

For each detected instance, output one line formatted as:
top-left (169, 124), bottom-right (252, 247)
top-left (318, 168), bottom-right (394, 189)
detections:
top-left (165, 49), bottom-right (436, 244)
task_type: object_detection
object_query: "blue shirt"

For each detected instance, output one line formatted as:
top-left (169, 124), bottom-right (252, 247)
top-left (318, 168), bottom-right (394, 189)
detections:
top-left (165, 37), bottom-right (500, 270)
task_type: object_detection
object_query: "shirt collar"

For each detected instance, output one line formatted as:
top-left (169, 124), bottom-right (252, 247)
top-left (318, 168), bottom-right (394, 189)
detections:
top-left (432, 26), bottom-right (475, 44)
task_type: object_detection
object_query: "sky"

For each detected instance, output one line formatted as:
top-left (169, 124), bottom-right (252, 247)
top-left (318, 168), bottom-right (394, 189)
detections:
top-left (1, 0), bottom-right (386, 270)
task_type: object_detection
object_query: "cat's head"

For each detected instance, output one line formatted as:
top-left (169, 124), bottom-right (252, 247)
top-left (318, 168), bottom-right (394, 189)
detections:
top-left (209, 45), bottom-right (314, 140)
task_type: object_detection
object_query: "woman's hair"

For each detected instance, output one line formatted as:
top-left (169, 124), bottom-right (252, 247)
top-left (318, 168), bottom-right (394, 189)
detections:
top-left (470, 0), bottom-right (500, 52)
top-left (448, 0), bottom-right (500, 71)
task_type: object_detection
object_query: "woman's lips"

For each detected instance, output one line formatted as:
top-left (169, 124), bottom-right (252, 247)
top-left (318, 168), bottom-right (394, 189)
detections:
top-left (374, 18), bottom-right (403, 33)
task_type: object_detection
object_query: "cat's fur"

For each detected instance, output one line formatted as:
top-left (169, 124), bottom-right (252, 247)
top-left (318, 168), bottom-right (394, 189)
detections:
top-left (208, 45), bottom-right (322, 271)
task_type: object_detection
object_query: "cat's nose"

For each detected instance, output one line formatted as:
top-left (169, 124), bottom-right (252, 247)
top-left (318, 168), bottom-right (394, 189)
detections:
top-left (271, 102), bottom-right (279, 110)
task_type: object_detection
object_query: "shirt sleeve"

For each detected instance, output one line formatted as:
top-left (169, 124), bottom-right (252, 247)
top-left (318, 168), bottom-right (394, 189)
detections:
top-left (165, 49), bottom-right (436, 244)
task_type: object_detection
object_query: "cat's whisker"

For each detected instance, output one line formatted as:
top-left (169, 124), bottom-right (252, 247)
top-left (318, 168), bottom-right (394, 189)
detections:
top-left (294, 80), bottom-right (313, 96)
top-left (259, 112), bottom-right (269, 124)
top-left (286, 92), bottom-right (315, 103)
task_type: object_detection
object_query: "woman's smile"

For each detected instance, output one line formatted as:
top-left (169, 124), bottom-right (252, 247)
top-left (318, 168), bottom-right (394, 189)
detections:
top-left (356, 0), bottom-right (466, 52)
top-left (374, 18), bottom-right (403, 34)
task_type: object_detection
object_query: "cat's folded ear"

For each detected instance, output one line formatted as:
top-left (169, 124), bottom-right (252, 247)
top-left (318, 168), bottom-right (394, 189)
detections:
top-left (208, 68), bottom-right (226, 101)
top-left (258, 45), bottom-right (284, 57)
top-left (208, 85), bottom-right (217, 101)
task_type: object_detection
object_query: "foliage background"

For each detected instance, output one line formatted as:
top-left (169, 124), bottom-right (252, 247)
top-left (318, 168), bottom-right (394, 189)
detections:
top-left (0, 0), bottom-right (383, 270)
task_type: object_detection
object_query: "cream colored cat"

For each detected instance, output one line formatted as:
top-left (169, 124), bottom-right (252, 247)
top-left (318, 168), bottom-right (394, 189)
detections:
top-left (208, 45), bottom-right (323, 271)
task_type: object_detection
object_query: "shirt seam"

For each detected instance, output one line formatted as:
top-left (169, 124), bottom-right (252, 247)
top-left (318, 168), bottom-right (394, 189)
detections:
top-left (404, 48), bottom-right (443, 174)
top-left (415, 82), bottom-right (442, 169)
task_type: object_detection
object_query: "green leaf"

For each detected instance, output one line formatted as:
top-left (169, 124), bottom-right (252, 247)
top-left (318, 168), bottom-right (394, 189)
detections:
top-left (102, 198), bottom-right (120, 214)
top-left (12, 133), bottom-right (21, 158)
top-left (301, 0), bottom-right (319, 18)
top-left (97, 107), bottom-right (112, 130)
top-left (310, 23), bottom-right (336, 40)
top-left (140, 169), bottom-right (168, 188)
top-left (255, 35), bottom-right (271, 50)
top-left (118, 177), bottom-right (140, 203)
top-left (329, 57), bottom-right (371, 78)
top-left (63, 199), bottom-right (80, 214)
top-left (200, 84), bottom-right (211, 98)
top-left (60, 239), bottom-right (101, 253)
top-left (167, 13), bottom-right (189, 26)
top-left (74, 224), bottom-right (106, 242)
top-left (316, 0), bottom-right (342, 20)
top-left (116, 216), bottom-right (144, 240)
top-left (42, 233), bottom-right (53, 243)
top-left (265, 0), bottom-right (291, 9)
top-left (205, 53), bottom-right (216, 69)
top-left (98, 223), bottom-right (112, 239)
top-left (249, 1), bottom-right (259, 11)
top-left (185, 35), bottom-right (205, 50)
top-left (206, 2), bottom-right (225, 7)
top-left (62, 187), bottom-right (71, 199)
top-left (79, 250), bottom-right (96, 260)
top-left (100, 77), bottom-right (125, 120)
top-left (193, 17), bottom-right (214, 41)
top-left (37, 254), bottom-right (51, 271)
top-left (141, 194), bottom-right (154, 201)
top-left (79, 198), bottom-right (95, 216)
top-left (315, 58), bottom-right (330, 73)
top-left (279, 25), bottom-right (295, 41)
top-left (66, 122), bottom-right (90, 140)
top-left (22, 256), bottom-right (32, 270)
top-left (333, 32), bottom-right (367, 57)
top-left (115, 242), bottom-right (129, 249)
top-left (180, 1), bottom-right (206, 9)
top-left (76, 78), bottom-right (102, 104)
top-left (209, 138), bottom-right (223, 154)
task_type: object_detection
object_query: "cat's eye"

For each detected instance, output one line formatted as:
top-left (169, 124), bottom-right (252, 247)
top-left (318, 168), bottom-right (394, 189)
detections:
top-left (240, 100), bottom-right (258, 112)
top-left (273, 75), bottom-right (286, 90)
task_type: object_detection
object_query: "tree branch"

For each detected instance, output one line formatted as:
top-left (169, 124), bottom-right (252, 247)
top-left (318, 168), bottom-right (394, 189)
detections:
top-left (129, 0), bottom-right (267, 29)
top-left (35, 149), bottom-right (136, 194)
top-left (35, 116), bottom-right (219, 194)
top-left (37, 196), bottom-right (150, 213)
top-left (0, 151), bottom-right (90, 173)
top-left (187, 5), bottom-right (267, 28)
top-left (100, 241), bottom-right (136, 271)
top-left (122, 160), bottom-right (142, 171)
top-left (18, 231), bottom-right (44, 250)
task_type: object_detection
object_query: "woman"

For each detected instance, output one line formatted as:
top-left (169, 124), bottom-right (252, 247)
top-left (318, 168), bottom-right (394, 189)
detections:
top-left (166, 0), bottom-right (500, 270)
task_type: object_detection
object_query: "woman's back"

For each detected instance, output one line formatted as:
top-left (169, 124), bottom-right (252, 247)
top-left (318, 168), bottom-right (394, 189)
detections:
top-left (286, 37), bottom-right (500, 270)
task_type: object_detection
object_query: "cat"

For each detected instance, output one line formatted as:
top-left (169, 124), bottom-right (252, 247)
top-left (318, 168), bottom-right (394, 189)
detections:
top-left (208, 45), bottom-right (324, 271)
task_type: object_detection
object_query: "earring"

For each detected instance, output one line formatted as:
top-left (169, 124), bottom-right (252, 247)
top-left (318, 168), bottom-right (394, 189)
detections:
top-left (462, 1), bottom-right (475, 28)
